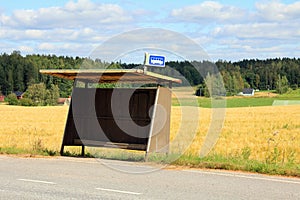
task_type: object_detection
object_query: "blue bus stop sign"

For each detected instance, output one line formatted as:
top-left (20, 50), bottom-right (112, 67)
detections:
top-left (145, 53), bottom-right (165, 67)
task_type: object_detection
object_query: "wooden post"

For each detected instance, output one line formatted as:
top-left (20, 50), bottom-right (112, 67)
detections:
top-left (144, 152), bottom-right (149, 162)
top-left (81, 145), bottom-right (85, 157)
top-left (168, 81), bottom-right (172, 89)
top-left (60, 145), bottom-right (65, 156)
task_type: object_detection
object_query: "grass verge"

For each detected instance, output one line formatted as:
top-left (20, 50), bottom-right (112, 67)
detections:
top-left (170, 154), bottom-right (300, 177)
top-left (0, 147), bottom-right (59, 156)
top-left (1, 147), bottom-right (299, 177)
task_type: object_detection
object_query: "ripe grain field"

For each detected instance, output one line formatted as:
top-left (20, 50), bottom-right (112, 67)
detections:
top-left (0, 104), bottom-right (299, 166)
top-left (0, 105), bottom-right (69, 152)
top-left (176, 106), bottom-right (300, 163)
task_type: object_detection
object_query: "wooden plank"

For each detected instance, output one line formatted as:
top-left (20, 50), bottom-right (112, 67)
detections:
top-left (74, 139), bottom-right (147, 150)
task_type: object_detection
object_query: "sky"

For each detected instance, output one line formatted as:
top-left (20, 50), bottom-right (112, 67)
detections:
top-left (0, 0), bottom-right (300, 61)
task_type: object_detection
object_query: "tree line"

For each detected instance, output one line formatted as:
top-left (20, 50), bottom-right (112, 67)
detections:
top-left (0, 51), bottom-right (299, 99)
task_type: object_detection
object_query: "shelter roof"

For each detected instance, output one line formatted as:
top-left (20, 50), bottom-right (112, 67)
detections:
top-left (39, 69), bottom-right (182, 84)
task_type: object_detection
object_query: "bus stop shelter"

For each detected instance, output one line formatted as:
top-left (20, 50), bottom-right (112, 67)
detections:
top-left (40, 69), bottom-right (181, 157)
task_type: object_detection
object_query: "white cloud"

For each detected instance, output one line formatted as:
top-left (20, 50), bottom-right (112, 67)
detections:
top-left (170, 1), bottom-right (246, 23)
top-left (0, 0), bottom-right (300, 61)
top-left (183, 1), bottom-right (300, 60)
top-left (0, 0), bottom-right (140, 58)
top-left (0, 27), bottom-right (103, 42)
top-left (255, 1), bottom-right (300, 22)
top-left (0, 0), bottom-right (133, 29)
top-left (24, 29), bottom-right (44, 39)
top-left (38, 43), bottom-right (55, 51)
top-left (19, 45), bottom-right (34, 54)
top-left (89, 28), bottom-right (210, 62)
top-left (212, 23), bottom-right (300, 40)
top-left (65, 0), bottom-right (95, 11)
top-left (36, 42), bottom-right (92, 56)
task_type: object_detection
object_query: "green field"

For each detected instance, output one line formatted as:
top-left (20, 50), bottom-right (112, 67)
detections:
top-left (172, 89), bottom-right (300, 108)
top-left (173, 97), bottom-right (281, 108)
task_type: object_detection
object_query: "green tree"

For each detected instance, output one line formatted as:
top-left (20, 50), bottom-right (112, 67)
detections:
top-left (275, 75), bottom-right (289, 94)
top-left (5, 93), bottom-right (19, 105)
top-left (24, 83), bottom-right (47, 106)
top-left (204, 72), bottom-right (226, 97)
top-left (24, 83), bottom-right (59, 106)
top-left (45, 84), bottom-right (59, 106)
top-left (19, 98), bottom-right (34, 106)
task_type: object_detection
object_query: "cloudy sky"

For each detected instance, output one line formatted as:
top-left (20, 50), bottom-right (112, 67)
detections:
top-left (0, 0), bottom-right (299, 61)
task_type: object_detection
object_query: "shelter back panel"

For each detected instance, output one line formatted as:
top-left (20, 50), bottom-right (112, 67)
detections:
top-left (63, 88), bottom-right (157, 150)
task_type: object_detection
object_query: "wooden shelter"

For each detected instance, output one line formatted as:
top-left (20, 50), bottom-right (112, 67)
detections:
top-left (40, 69), bottom-right (181, 157)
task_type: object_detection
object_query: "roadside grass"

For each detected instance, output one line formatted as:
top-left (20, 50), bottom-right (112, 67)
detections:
top-left (61, 147), bottom-right (146, 162)
top-left (170, 154), bottom-right (300, 177)
top-left (51, 150), bottom-right (300, 177)
top-left (0, 146), bottom-right (59, 156)
top-left (0, 101), bottom-right (299, 177)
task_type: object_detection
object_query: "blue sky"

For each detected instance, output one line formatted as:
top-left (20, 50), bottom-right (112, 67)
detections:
top-left (0, 0), bottom-right (300, 61)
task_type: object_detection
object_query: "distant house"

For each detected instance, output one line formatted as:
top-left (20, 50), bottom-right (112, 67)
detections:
top-left (57, 98), bottom-right (66, 105)
top-left (242, 88), bottom-right (255, 96)
top-left (14, 91), bottom-right (24, 99)
top-left (57, 97), bottom-right (71, 106)
top-left (0, 95), bottom-right (5, 102)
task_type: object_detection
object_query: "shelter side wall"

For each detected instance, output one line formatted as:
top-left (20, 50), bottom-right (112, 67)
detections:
top-left (147, 87), bottom-right (171, 153)
top-left (62, 100), bottom-right (82, 146)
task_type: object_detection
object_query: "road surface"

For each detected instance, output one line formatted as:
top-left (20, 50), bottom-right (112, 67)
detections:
top-left (0, 155), bottom-right (299, 199)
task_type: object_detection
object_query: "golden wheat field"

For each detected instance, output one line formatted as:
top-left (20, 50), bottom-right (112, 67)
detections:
top-left (0, 104), bottom-right (299, 163)
top-left (172, 105), bottom-right (300, 163)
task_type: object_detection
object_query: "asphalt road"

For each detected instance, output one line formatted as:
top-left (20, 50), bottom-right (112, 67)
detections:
top-left (0, 155), bottom-right (299, 200)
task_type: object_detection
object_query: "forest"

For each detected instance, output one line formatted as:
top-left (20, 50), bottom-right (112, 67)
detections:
top-left (0, 50), bottom-right (299, 98)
